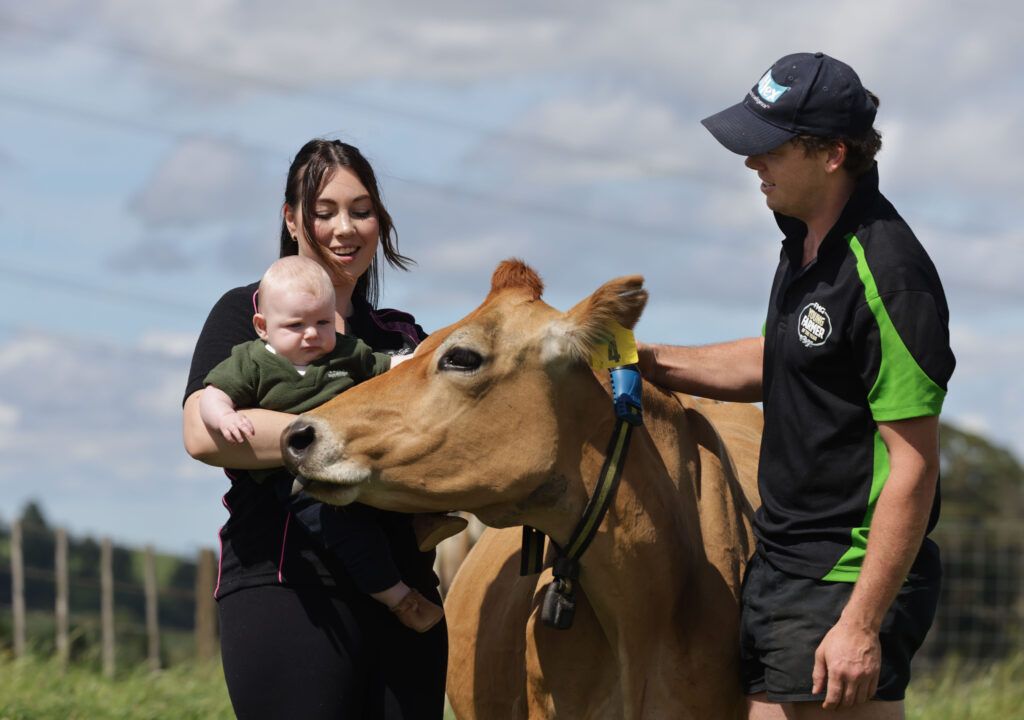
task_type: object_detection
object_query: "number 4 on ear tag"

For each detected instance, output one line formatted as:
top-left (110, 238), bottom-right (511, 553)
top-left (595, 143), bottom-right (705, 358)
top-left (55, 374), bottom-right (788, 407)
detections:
top-left (590, 321), bottom-right (639, 371)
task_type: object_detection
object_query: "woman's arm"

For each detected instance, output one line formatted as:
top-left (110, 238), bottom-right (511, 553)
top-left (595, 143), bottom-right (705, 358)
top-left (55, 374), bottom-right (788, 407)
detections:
top-left (183, 390), bottom-right (297, 469)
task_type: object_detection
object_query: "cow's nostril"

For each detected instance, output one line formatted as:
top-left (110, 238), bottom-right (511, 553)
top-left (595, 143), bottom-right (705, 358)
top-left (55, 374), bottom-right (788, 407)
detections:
top-left (287, 424), bottom-right (317, 452)
top-left (282, 423), bottom-right (318, 470)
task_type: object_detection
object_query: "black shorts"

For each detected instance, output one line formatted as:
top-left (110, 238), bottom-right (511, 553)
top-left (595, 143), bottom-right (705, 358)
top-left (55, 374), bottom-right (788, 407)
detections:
top-left (739, 545), bottom-right (941, 703)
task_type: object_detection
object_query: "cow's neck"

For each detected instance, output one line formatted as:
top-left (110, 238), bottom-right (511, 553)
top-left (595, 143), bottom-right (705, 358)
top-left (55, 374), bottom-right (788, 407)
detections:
top-left (530, 381), bottom-right (708, 716)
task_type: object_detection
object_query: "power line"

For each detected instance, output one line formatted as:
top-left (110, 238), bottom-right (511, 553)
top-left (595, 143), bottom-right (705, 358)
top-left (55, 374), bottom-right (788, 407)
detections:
top-left (0, 263), bottom-right (211, 316)
top-left (0, 88), bottom-right (720, 247)
top-left (0, 10), bottom-right (718, 185)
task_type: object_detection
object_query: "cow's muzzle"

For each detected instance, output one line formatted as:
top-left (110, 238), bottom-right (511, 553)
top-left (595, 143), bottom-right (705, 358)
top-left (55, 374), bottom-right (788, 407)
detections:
top-left (281, 418), bottom-right (319, 473)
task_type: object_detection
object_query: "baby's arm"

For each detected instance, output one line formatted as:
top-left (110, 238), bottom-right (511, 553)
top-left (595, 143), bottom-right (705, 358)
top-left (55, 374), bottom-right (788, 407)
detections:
top-left (199, 385), bottom-right (255, 443)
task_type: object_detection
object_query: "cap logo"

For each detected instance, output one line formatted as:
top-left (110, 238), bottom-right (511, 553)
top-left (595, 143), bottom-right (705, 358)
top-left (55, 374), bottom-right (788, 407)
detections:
top-left (757, 71), bottom-right (790, 104)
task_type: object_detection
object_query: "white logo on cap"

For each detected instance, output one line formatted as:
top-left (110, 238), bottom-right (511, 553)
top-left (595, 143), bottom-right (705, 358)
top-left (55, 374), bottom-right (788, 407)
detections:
top-left (757, 71), bottom-right (790, 104)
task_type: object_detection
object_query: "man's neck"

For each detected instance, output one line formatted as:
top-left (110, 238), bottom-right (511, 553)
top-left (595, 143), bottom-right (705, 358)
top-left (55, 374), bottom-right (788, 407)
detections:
top-left (800, 174), bottom-right (857, 266)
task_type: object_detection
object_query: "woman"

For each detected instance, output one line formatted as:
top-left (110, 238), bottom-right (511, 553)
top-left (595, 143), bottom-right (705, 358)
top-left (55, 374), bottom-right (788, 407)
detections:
top-left (182, 139), bottom-right (447, 719)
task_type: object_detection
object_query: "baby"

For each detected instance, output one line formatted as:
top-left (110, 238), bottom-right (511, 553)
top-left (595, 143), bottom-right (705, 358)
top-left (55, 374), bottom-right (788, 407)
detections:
top-left (200, 255), bottom-right (446, 632)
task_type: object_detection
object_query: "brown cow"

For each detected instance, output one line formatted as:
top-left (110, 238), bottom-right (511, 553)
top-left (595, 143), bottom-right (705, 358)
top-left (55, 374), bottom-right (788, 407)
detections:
top-left (282, 260), bottom-right (762, 719)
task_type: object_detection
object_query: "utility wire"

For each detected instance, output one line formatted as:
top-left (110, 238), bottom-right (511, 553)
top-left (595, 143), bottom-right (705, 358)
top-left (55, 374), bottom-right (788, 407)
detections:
top-left (0, 11), bottom-right (715, 184)
top-left (0, 88), bottom-right (721, 246)
top-left (0, 263), bottom-right (211, 316)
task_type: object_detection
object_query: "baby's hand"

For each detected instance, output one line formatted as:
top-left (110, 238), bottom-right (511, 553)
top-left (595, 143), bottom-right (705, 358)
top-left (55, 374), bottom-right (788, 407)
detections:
top-left (219, 412), bottom-right (255, 443)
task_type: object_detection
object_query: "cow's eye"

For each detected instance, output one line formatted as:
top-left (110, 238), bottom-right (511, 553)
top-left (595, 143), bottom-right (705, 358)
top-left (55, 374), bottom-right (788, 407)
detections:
top-left (438, 347), bottom-right (483, 372)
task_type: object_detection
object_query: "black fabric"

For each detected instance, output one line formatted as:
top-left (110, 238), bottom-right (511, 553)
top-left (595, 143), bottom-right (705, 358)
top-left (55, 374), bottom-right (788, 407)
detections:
top-left (184, 283), bottom-right (436, 599)
top-left (757, 165), bottom-right (954, 580)
top-left (739, 549), bottom-right (940, 703)
top-left (274, 480), bottom-right (401, 595)
top-left (184, 282), bottom-right (445, 713)
top-left (219, 584), bottom-right (448, 719)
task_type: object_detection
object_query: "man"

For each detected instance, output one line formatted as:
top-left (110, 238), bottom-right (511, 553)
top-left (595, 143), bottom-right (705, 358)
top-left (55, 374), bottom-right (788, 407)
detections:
top-left (639, 53), bottom-right (954, 718)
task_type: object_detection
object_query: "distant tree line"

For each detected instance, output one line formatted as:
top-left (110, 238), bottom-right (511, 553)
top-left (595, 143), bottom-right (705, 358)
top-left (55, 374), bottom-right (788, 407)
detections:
top-left (0, 502), bottom-right (198, 637)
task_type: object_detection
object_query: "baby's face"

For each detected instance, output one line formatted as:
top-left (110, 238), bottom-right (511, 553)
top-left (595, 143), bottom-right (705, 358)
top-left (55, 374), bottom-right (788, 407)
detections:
top-left (258, 288), bottom-right (337, 365)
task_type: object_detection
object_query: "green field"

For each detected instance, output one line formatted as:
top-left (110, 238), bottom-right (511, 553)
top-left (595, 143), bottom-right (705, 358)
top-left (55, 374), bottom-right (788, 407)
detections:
top-left (907, 654), bottom-right (1024, 720)
top-left (0, 654), bottom-right (233, 719)
top-left (0, 652), bottom-right (1020, 719)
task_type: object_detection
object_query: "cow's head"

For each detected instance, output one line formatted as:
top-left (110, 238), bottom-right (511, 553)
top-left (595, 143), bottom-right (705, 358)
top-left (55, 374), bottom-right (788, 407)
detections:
top-left (281, 259), bottom-right (647, 531)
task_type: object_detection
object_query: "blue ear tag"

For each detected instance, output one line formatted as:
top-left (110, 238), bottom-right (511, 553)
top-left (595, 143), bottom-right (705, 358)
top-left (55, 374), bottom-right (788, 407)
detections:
top-left (610, 365), bottom-right (643, 425)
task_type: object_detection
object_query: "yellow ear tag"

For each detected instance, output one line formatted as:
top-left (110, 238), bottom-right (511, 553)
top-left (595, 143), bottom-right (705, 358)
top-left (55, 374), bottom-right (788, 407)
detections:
top-left (589, 321), bottom-right (639, 371)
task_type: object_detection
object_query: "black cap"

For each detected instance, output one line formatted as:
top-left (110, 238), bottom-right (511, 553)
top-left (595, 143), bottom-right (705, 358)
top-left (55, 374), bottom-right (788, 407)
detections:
top-left (701, 52), bottom-right (877, 156)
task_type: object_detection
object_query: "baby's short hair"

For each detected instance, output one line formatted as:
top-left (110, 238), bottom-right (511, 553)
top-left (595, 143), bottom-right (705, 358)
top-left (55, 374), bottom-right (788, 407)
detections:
top-left (257, 256), bottom-right (335, 311)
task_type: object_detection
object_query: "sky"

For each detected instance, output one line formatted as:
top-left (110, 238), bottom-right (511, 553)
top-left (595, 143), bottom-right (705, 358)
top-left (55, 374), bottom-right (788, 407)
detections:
top-left (1, 1), bottom-right (1021, 555)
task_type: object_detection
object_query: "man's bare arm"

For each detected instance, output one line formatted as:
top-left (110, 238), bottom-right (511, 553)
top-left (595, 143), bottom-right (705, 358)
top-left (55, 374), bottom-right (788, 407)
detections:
top-left (812, 414), bottom-right (940, 710)
top-left (183, 391), bottom-right (297, 469)
top-left (636, 337), bottom-right (764, 402)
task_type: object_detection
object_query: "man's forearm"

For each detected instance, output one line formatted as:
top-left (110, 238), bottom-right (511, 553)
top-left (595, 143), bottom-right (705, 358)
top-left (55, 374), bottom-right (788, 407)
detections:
top-left (811, 416), bottom-right (940, 707)
top-left (637, 337), bottom-right (764, 402)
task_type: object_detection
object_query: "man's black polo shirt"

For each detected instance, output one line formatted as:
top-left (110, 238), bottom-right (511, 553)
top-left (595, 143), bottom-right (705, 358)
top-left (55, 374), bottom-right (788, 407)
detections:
top-left (758, 164), bottom-right (955, 582)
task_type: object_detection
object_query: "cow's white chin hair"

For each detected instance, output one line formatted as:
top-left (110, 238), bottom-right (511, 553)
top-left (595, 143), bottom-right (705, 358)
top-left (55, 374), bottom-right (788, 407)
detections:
top-left (301, 460), bottom-right (371, 507)
top-left (305, 482), bottom-right (362, 506)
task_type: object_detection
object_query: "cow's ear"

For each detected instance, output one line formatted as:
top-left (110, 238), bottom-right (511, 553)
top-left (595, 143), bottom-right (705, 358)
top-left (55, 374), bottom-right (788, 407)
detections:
top-left (556, 275), bottom-right (647, 363)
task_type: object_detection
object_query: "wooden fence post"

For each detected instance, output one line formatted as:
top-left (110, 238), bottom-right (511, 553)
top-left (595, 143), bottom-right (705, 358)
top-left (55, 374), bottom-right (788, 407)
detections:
top-left (11, 520), bottom-right (25, 658)
top-left (100, 537), bottom-right (115, 678)
top-left (55, 527), bottom-right (70, 669)
top-left (194, 548), bottom-right (217, 661)
top-left (143, 545), bottom-right (161, 672)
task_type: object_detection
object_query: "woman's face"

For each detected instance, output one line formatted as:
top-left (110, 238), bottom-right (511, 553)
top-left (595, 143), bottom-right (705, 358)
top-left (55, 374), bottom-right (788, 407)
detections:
top-left (285, 167), bottom-right (380, 287)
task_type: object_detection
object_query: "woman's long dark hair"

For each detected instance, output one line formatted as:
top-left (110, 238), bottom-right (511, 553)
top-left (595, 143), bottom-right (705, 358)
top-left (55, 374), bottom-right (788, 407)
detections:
top-left (280, 139), bottom-right (414, 307)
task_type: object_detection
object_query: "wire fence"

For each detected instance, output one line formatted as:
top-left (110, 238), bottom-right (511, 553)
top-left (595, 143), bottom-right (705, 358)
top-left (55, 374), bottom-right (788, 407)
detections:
top-left (4, 516), bottom-right (1019, 675)
top-left (1, 521), bottom-right (217, 675)
top-left (919, 518), bottom-right (1023, 667)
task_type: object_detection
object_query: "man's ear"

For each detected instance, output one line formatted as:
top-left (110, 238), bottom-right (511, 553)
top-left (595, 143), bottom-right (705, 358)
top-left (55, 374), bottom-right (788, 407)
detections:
top-left (548, 275), bottom-right (647, 363)
top-left (825, 141), bottom-right (848, 174)
top-left (253, 313), bottom-right (269, 341)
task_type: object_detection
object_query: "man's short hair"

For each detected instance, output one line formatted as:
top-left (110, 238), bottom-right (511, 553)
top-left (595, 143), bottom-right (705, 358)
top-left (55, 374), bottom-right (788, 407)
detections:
top-left (794, 91), bottom-right (883, 177)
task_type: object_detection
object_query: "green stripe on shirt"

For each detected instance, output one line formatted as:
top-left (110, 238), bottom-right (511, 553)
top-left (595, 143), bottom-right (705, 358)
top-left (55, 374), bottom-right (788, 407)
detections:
top-left (847, 234), bottom-right (946, 422)
top-left (824, 430), bottom-right (890, 582)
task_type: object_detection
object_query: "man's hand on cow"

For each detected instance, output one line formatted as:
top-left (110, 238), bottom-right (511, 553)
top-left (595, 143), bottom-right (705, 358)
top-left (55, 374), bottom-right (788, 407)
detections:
top-left (812, 617), bottom-right (881, 710)
top-left (219, 411), bottom-right (256, 443)
top-left (636, 342), bottom-right (657, 379)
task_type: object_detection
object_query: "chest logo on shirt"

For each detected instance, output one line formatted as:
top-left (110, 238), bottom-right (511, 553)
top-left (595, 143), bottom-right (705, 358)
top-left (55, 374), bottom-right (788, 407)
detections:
top-left (797, 302), bottom-right (832, 347)
top-left (326, 370), bottom-right (351, 379)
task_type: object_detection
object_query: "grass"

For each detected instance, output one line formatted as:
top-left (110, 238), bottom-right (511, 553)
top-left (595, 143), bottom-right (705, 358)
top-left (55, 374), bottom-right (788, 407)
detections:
top-left (0, 654), bottom-right (233, 720)
top-left (907, 653), bottom-right (1024, 719)
top-left (0, 651), bottom-right (1019, 718)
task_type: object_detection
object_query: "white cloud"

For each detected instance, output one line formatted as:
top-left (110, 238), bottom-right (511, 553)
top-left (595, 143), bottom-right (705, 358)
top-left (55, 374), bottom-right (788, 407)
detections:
top-left (0, 336), bottom-right (61, 373)
top-left (0, 403), bottom-right (19, 435)
top-left (472, 93), bottom-right (697, 184)
top-left (128, 135), bottom-right (278, 227)
top-left (943, 323), bottom-right (1024, 461)
top-left (132, 370), bottom-right (190, 418)
top-left (137, 330), bottom-right (200, 358)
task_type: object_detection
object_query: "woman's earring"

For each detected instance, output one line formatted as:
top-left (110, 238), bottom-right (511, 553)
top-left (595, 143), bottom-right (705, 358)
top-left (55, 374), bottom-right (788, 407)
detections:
top-left (292, 235), bottom-right (299, 243)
